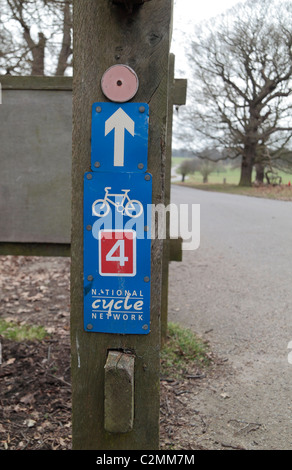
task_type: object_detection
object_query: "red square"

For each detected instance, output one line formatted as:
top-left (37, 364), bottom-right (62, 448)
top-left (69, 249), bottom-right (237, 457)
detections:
top-left (99, 230), bottom-right (136, 276)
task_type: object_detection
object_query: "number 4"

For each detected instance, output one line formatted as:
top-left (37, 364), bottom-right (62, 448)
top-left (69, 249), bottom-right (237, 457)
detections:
top-left (99, 229), bottom-right (136, 277)
top-left (106, 240), bottom-right (128, 267)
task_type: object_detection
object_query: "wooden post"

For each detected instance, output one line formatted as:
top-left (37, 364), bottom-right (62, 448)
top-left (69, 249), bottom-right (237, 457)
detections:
top-left (161, 54), bottom-right (187, 344)
top-left (160, 54), bottom-right (174, 345)
top-left (71, 0), bottom-right (173, 450)
top-left (104, 351), bottom-right (135, 434)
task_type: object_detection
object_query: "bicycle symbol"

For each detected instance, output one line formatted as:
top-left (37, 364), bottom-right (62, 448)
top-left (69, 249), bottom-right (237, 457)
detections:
top-left (92, 187), bottom-right (143, 218)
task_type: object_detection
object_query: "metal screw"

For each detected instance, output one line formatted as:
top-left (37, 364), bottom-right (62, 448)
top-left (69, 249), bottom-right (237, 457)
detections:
top-left (96, 106), bottom-right (102, 113)
top-left (138, 163), bottom-right (144, 169)
top-left (142, 324), bottom-right (148, 330)
top-left (87, 324), bottom-right (93, 330)
top-left (145, 174), bottom-right (151, 181)
top-left (144, 276), bottom-right (150, 283)
top-left (94, 161), bottom-right (101, 168)
top-left (87, 275), bottom-right (93, 281)
top-left (86, 173), bottom-right (93, 180)
top-left (144, 225), bottom-right (149, 232)
top-left (139, 106), bottom-right (145, 113)
top-left (86, 225), bottom-right (92, 231)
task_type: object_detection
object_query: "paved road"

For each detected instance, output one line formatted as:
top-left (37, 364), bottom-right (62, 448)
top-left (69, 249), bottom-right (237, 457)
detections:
top-left (168, 185), bottom-right (292, 449)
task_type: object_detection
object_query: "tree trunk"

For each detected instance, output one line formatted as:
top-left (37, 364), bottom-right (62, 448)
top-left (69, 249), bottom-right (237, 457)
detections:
top-left (255, 163), bottom-right (265, 184)
top-left (31, 34), bottom-right (46, 75)
top-left (238, 146), bottom-right (255, 186)
top-left (55, 1), bottom-right (72, 76)
top-left (239, 160), bottom-right (253, 186)
top-left (29, 33), bottom-right (46, 76)
top-left (23, 27), bottom-right (46, 76)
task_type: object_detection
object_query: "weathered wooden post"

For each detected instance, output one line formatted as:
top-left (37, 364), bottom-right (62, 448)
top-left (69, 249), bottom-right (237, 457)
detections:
top-left (161, 54), bottom-right (187, 343)
top-left (71, 0), bottom-right (173, 450)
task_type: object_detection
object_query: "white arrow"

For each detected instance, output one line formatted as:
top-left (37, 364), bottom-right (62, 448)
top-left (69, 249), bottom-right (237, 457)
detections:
top-left (105, 108), bottom-right (135, 167)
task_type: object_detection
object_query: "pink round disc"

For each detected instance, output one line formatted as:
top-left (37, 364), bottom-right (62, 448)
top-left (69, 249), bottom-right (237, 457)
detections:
top-left (101, 65), bottom-right (139, 102)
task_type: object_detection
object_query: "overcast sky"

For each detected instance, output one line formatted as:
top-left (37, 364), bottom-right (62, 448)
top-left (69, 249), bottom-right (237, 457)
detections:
top-left (171, 0), bottom-right (242, 76)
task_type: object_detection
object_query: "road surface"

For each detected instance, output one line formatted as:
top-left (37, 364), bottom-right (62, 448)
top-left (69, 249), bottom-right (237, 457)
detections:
top-left (168, 184), bottom-right (292, 449)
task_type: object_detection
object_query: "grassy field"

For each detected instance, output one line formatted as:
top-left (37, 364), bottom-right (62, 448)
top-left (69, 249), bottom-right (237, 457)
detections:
top-left (172, 157), bottom-right (292, 201)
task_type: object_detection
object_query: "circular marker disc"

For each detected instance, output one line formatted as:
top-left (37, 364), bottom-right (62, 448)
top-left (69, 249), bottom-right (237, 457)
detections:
top-left (101, 65), bottom-right (139, 102)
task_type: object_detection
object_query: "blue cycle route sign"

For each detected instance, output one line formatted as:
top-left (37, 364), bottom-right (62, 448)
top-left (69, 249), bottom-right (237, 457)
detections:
top-left (83, 171), bottom-right (152, 335)
top-left (91, 102), bottom-right (149, 173)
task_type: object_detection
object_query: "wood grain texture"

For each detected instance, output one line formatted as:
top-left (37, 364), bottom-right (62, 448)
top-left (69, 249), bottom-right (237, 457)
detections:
top-left (71, 0), bottom-right (173, 450)
top-left (161, 57), bottom-right (187, 343)
top-left (0, 75), bottom-right (72, 90)
top-left (173, 79), bottom-right (188, 106)
top-left (104, 351), bottom-right (135, 433)
top-left (161, 53), bottom-right (175, 344)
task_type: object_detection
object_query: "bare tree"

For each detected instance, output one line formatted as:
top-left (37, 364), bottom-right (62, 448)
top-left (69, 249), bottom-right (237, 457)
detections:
top-left (0, 0), bottom-right (72, 76)
top-left (55, 0), bottom-right (72, 76)
top-left (177, 159), bottom-right (197, 182)
top-left (184, 0), bottom-right (292, 186)
top-left (197, 160), bottom-right (216, 184)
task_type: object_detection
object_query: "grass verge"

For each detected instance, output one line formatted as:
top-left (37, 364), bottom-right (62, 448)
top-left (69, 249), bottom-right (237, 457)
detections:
top-left (161, 322), bottom-right (211, 379)
top-left (176, 181), bottom-right (292, 201)
top-left (0, 319), bottom-right (48, 342)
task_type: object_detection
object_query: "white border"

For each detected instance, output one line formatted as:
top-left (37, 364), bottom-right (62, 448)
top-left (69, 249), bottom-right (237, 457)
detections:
top-left (98, 229), bottom-right (136, 277)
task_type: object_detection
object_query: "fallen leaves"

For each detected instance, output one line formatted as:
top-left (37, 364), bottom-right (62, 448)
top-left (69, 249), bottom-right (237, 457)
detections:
top-left (24, 419), bottom-right (36, 428)
top-left (0, 335), bottom-right (72, 450)
top-left (0, 256), bottom-right (70, 338)
top-left (0, 255), bottom-right (71, 450)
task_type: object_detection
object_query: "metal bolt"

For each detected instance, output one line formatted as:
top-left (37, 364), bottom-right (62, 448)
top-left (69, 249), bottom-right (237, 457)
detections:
top-left (138, 163), bottom-right (144, 169)
top-left (94, 161), bottom-right (101, 168)
top-left (144, 225), bottom-right (149, 232)
top-left (145, 174), bottom-right (151, 181)
top-left (86, 173), bottom-right (93, 180)
top-left (139, 106), bottom-right (145, 113)
top-left (87, 275), bottom-right (93, 281)
top-left (96, 106), bottom-right (102, 113)
top-left (144, 276), bottom-right (150, 283)
top-left (86, 225), bottom-right (92, 231)
top-left (142, 324), bottom-right (148, 330)
top-left (87, 324), bottom-right (93, 330)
